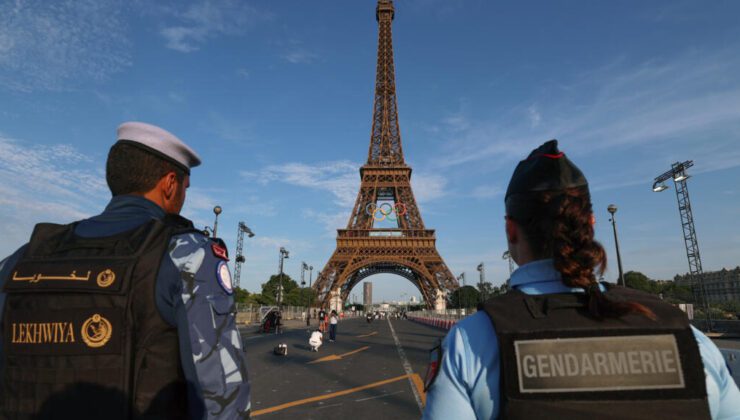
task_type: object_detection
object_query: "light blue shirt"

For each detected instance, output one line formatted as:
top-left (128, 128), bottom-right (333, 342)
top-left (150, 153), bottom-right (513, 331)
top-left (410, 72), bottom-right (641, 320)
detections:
top-left (423, 259), bottom-right (740, 420)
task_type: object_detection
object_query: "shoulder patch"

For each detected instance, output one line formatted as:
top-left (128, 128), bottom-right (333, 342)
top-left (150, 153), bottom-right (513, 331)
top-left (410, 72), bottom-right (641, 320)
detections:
top-left (216, 261), bottom-right (233, 295)
top-left (211, 242), bottom-right (229, 261)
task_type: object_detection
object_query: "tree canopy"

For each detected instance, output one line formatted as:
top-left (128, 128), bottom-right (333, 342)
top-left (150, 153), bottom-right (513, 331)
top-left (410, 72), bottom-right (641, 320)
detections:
top-left (449, 285), bottom-right (481, 309)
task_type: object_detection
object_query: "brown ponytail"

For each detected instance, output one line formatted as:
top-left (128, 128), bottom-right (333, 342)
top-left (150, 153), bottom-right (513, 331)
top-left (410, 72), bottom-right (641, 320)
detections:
top-left (506, 187), bottom-right (655, 320)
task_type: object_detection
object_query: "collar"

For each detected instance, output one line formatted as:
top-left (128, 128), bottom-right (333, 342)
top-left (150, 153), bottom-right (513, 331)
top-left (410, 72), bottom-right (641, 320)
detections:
top-left (102, 195), bottom-right (166, 219)
top-left (510, 259), bottom-right (605, 295)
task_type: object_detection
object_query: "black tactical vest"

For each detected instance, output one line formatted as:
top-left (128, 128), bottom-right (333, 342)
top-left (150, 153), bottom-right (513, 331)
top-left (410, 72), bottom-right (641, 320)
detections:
top-left (1, 215), bottom-right (197, 419)
top-left (480, 285), bottom-right (710, 420)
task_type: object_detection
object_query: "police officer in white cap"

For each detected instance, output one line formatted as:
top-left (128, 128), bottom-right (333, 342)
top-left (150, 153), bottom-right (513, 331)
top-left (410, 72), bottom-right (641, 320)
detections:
top-left (0, 122), bottom-right (251, 419)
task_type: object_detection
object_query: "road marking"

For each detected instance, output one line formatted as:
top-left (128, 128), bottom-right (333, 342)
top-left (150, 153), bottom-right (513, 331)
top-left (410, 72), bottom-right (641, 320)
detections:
top-left (307, 346), bottom-right (370, 364)
top-left (355, 390), bottom-right (405, 402)
top-left (316, 402), bottom-right (344, 410)
top-left (356, 331), bottom-right (378, 338)
top-left (251, 373), bottom-right (411, 416)
top-left (387, 318), bottom-right (425, 413)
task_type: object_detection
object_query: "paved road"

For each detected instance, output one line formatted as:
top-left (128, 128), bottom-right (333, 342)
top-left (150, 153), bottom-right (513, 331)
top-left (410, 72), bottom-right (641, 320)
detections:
top-left (240, 317), bottom-right (446, 419)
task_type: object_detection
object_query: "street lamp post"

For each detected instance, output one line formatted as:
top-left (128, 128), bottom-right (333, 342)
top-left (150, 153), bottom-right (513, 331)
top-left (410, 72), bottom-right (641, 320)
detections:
top-left (502, 251), bottom-right (514, 276)
top-left (275, 247), bottom-right (289, 334)
top-left (301, 262), bottom-right (310, 326)
top-left (309, 265), bottom-right (313, 320)
top-left (652, 160), bottom-right (712, 331)
top-left (212, 206), bottom-right (222, 238)
top-left (456, 272), bottom-right (466, 312)
top-left (607, 204), bottom-right (625, 287)
top-left (477, 263), bottom-right (485, 302)
top-left (234, 222), bottom-right (254, 289)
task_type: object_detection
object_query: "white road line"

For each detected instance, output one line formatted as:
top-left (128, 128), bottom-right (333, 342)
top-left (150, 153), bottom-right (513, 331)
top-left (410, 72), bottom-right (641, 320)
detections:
top-left (387, 317), bottom-right (424, 414)
top-left (355, 390), bottom-right (405, 402)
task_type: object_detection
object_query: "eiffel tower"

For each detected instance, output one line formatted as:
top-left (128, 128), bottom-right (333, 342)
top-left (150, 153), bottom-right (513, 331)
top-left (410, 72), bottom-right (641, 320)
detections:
top-left (314, 0), bottom-right (458, 310)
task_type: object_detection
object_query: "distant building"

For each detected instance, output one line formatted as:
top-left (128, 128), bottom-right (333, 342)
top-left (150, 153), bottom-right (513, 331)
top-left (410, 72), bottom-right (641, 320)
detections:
top-left (674, 266), bottom-right (740, 304)
top-left (363, 282), bottom-right (373, 307)
top-left (409, 296), bottom-right (418, 304)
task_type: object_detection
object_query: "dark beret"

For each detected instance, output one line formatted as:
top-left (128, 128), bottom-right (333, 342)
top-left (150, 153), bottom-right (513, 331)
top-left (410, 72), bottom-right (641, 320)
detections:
top-left (505, 139), bottom-right (588, 200)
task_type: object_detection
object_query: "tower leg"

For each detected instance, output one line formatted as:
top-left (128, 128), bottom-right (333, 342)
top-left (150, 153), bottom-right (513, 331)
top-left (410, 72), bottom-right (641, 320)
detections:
top-left (434, 289), bottom-right (447, 312)
top-left (329, 288), bottom-right (343, 313)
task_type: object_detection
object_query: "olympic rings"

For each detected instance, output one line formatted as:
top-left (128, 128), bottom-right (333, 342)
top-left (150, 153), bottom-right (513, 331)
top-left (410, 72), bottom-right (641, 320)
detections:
top-left (373, 208), bottom-right (386, 221)
top-left (364, 201), bottom-right (407, 222)
top-left (395, 202), bottom-right (407, 216)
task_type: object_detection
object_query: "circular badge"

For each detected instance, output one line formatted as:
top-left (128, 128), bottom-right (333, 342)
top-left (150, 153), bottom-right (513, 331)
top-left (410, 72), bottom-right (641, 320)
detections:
top-left (217, 261), bottom-right (233, 295)
top-left (81, 314), bottom-right (112, 348)
top-left (96, 269), bottom-right (116, 288)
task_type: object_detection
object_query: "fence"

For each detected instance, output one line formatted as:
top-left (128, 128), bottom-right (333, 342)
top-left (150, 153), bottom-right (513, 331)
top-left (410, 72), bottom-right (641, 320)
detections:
top-left (235, 304), bottom-right (311, 325)
top-left (406, 308), bottom-right (478, 331)
top-left (235, 304), bottom-right (362, 325)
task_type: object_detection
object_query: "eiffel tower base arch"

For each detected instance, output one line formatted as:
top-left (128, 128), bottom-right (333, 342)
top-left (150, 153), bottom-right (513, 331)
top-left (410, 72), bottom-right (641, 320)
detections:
top-left (314, 235), bottom-right (456, 311)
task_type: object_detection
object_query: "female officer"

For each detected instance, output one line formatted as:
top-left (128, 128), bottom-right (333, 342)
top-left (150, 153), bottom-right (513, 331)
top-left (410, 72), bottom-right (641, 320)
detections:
top-left (423, 140), bottom-right (740, 419)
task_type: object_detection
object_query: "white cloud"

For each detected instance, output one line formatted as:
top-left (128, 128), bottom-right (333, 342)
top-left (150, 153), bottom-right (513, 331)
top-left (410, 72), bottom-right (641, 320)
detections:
top-left (411, 172), bottom-right (448, 203)
top-left (302, 209), bottom-right (348, 238)
top-left (0, 0), bottom-right (131, 91)
top-left (432, 47), bottom-right (740, 178)
top-left (471, 185), bottom-right (503, 199)
top-left (252, 236), bottom-right (295, 250)
top-left (528, 105), bottom-right (541, 128)
top-left (243, 161), bottom-right (359, 207)
top-left (159, 0), bottom-right (269, 53)
top-left (281, 49), bottom-right (319, 64)
top-left (244, 160), bottom-right (449, 208)
top-left (0, 136), bottom-right (108, 256)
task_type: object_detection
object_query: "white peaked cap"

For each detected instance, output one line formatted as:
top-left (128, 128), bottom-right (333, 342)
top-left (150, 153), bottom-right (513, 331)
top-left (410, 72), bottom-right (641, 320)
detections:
top-left (116, 121), bottom-right (201, 174)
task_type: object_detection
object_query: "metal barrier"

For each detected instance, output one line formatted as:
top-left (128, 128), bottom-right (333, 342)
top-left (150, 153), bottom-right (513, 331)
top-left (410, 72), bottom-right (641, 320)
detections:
top-left (406, 308), bottom-right (477, 331)
top-left (234, 304), bottom-right (361, 325)
top-left (235, 304), bottom-right (311, 325)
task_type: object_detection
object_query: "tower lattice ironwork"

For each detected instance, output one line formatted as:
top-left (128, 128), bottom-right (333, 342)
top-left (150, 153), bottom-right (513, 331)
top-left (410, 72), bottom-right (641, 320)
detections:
top-left (313, 0), bottom-right (458, 310)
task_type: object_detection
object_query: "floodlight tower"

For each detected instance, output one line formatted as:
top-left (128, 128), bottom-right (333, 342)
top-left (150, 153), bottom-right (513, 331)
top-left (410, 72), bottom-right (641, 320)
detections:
top-left (233, 222), bottom-right (255, 288)
top-left (652, 160), bottom-right (711, 330)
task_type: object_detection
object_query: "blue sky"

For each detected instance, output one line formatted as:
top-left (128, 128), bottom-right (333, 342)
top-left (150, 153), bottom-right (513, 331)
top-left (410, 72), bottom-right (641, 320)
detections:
top-left (1, 0), bottom-right (739, 303)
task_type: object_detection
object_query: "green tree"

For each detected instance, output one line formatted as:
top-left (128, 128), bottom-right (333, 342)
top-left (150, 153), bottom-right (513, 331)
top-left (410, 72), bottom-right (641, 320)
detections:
top-left (660, 282), bottom-right (693, 304)
top-left (624, 271), bottom-right (656, 293)
top-left (478, 281), bottom-right (496, 301)
top-left (284, 287), bottom-right (318, 307)
top-left (260, 274), bottom-right (299, 303)
top-left (449, 286), bottom-right (481, 308)
top-left (233, 287), bottom-right (250, 304)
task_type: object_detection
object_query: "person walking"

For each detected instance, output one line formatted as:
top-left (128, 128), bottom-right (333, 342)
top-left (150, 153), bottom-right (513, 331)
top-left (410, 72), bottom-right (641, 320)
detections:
top-left (0, 122), bottom-right (251, 419)
top-left (423, 140), bottom-right (740, 419)
top-left (329, 310), bottom-right (339, 342)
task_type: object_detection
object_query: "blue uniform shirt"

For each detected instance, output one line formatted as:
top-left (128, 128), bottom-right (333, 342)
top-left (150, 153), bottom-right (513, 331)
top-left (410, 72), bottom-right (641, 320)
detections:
top-left (0, 195), bottom-right (251, 419)
top-left (423, 259), bottom-right (740, 420)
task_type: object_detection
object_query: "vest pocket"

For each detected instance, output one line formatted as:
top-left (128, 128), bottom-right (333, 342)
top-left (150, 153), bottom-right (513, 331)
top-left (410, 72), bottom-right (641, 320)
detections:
top-left (208, 295), bottom-right (236, 316)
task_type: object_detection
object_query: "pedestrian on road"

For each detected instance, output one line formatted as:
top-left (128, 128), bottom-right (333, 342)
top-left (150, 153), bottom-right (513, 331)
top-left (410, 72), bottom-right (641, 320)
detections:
top-left (329, 310), bottom-right (339, 342)
top-left (423, 140), bottom-right (740, 420)
top-left (0, 122), bottom-right (251, 418)
top-left (309, 329), bottom-right (323, 352)
top-left (318, 308), bottom-right (327, 333)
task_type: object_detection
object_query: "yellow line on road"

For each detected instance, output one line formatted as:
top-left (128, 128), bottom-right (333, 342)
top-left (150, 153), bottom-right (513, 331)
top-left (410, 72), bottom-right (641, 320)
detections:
top-left (340, 345), bottom-right (370, 358)
top-left (251, 373), bottom-right (411, 416)
top-left (307, 346), bottom-right (370, 364)
top-left (410, 373), bottom-right (427, 406)
top-left (356, 331), bottom-right (378, 338)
